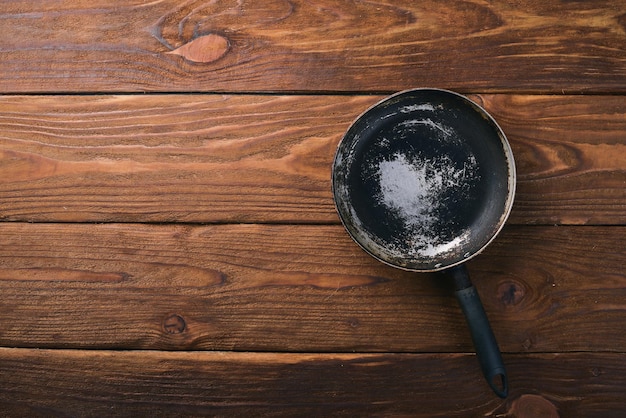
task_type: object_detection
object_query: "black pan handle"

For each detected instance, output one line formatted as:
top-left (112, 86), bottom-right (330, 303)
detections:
top-left (449, 265), bottom-right (508, 398)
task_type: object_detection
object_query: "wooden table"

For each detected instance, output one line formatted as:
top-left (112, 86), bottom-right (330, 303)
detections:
top-left (1, 1), bottom-right (625, 416)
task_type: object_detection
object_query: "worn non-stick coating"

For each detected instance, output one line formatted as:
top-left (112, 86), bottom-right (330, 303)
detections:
top-left (332, 89), bottom-right (515, 271)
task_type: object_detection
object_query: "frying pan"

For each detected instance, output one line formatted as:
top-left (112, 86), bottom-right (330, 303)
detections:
top-left (332, 88), bottom-right (515, 398)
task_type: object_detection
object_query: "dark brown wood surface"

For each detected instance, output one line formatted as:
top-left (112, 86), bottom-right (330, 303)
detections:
top-left (1, 94), bottom-right (624, 224)
top-left (0, 349), bottom-right (623, 417)
top-left (1, 1), bottom-right (625, 93)
top-left (1, 0), bottom-right (625, 416)
top-left (0, 223), bottom-right (624, 353)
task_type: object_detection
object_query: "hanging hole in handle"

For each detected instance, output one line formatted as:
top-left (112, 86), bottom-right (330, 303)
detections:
top-left (491, 373), bottom-right (508, 398)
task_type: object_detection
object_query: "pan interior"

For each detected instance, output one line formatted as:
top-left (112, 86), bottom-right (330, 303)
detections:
top-left (333, 90), bottom-right (514, 271)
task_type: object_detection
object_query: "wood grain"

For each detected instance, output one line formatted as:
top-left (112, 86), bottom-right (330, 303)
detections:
top-left (474, 94), bottom-right (626, 225)
top-left (0, 348), bottom-right (624, 417)
top-left (0, 94), bottom-right (367, 223)
top-left (0, 223), bottom-right (623, 353)
top-left (1, 1), bottom-right (625, 93)
top-left (1, 94), bottom-right (624, 224)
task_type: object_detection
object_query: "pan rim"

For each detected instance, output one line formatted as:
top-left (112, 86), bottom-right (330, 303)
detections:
top-left (332, 88), bottom-right (516, 272)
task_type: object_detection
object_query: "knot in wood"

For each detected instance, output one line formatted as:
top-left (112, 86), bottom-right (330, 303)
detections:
top-left (168, 34), bottom-right (230, 63)
top-left (163, 314), bottom-right (186, 334)
top-left (497, 280), bottom-right (526, 307)
top-left (507, 394), bottom-right (559, 418)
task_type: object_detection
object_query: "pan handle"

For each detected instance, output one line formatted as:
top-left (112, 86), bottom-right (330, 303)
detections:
top-left (449, 265), bottom-right (508, 398)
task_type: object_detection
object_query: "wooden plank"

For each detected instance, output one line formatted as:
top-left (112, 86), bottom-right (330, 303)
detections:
top-left (1, 1), bottom-right (625, 93)
top-left (1, 94), bottom-right (624, 224)
top-left (0, 94), bottom-right (369, 224)
top-left (0, 348), bottom-right (623, 417)
top-left (0, 223), bottom-right (624, 353)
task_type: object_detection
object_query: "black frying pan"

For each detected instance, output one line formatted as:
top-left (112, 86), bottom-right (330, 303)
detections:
top-left (332, 88), bottom-right (515, 398)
